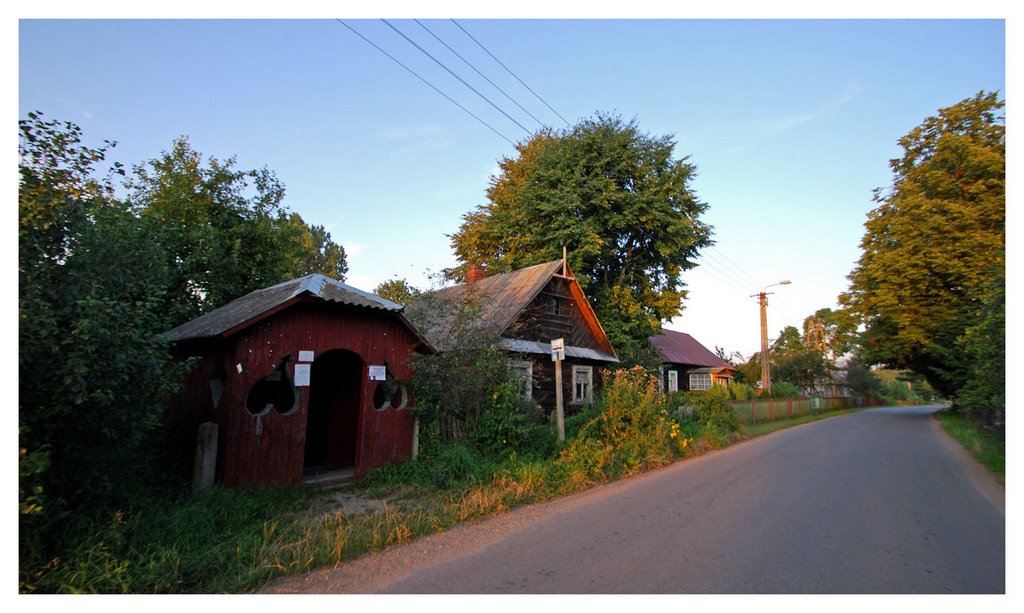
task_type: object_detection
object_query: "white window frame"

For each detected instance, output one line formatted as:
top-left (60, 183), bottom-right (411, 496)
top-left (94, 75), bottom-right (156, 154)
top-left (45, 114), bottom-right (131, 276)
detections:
top-left (509, 360), bottom-right (533, 400)
top-left (572, 365), bottom-right (594, 405)
top-left (667, 369), bottom-right (679, 393)
top-left (689, 372), bottom-right (713, 391)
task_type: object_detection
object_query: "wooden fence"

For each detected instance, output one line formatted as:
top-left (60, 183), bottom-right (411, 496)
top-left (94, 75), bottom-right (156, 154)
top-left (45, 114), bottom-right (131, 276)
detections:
top-left (729, 396), bottom-right (890, 424)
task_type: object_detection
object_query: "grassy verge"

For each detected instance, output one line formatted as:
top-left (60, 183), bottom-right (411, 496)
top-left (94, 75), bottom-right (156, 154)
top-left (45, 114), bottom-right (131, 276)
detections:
top-left (23, 381), bottom-right (863, 594)
top-left (934, 409), bottom-right (1005, 484)
top-left (743, 408), bottom-right (867, 438)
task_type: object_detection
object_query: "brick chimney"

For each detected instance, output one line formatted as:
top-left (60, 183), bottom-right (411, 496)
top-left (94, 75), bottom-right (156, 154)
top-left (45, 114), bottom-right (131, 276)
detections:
top-left (466, 263), bottom-right (487, 284)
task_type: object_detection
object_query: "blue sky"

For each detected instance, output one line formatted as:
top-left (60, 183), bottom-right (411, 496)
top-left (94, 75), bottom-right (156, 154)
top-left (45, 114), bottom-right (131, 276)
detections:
top-left (17, 10), bottom-right (1007, 358)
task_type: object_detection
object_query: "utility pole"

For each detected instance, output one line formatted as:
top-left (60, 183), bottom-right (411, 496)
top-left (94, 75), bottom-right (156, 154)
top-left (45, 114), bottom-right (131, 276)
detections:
top-left (752, 280), bottom-right (791, 394)
top-left (758, 292), bottom-right (771, 392)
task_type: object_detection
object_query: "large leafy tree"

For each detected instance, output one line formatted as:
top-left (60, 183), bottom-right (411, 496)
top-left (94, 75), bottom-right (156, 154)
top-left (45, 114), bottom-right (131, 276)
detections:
top-left (19, 113), bottom-right (179, 530)
top-left (448, 113), bottom-right (713, 363)
top-left (127, 138), bottom-right (348, 325)
top-left (840, 92), bottom-right (1004, 399)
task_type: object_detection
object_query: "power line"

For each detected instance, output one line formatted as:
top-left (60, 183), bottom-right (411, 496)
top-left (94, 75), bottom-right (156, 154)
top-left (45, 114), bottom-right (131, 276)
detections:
top-left (382, 19), bottom-right (533, 137)
top-left (335, 20), bottom-right (516, 147)
top-left (451, 19), bottom-right (572, 128)
top-left (414, 19), bottom-right (549, 132)
top-left (696, 255), bottom-right (751, 293)
top-left (707, 245), bottom-right (762, 288)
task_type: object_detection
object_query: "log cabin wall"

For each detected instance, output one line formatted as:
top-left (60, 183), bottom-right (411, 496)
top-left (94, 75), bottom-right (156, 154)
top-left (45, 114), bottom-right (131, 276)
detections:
top-left (505, 277), bottom-right (609, 416)
top-left (525, 356), bottom-right (607, 417)
top-left (508, 278), bottom-right (604, 351)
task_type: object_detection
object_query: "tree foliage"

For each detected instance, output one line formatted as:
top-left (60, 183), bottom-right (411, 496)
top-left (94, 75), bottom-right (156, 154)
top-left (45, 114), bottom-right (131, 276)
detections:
top-left (127, 137), bottom-right (347, 325)
top-left (19, 113), bottom-right (179, 526)
top-left (768, 325), bottom-right (832, 394)
top-left (841, 91), bottom-right (1004, 399)
top-left (447, 113), bottom-right (713, 364)
top-left (374, 278), bottom-right (421, 306)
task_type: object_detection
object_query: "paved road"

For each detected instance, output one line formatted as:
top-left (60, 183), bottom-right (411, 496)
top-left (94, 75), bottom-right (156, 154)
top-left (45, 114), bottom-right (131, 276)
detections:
top-left (264, 405), bottom-right (1004, 593)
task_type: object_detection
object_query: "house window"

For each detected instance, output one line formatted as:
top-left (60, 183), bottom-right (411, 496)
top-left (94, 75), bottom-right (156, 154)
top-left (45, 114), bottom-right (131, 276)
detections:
top-left (509, 360), bottom-right (533, 400)
top-left (667, 370), bottom-right (679, 393)
top-left (572, 365), bottom-right (593, 404)
top-left (689, 373), bottom-right (713, 391)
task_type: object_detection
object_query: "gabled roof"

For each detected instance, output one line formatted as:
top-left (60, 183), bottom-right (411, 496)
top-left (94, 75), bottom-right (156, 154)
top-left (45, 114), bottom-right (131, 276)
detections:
top-left (163, 274), bottom-right (426, 347)
top-left (432, 260), bottom-right (564, 336)
top-left (409, 260), bottom-right (617, 361)
top-left (649, 329), bottom-right (734, 371)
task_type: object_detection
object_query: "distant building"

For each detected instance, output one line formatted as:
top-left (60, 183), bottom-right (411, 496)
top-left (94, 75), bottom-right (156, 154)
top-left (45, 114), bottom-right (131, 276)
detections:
top-left (649, 329), bottom-right (736, 392)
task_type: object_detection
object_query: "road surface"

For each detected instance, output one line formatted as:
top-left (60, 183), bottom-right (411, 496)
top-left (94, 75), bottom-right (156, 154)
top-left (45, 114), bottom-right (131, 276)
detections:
top-left (263, 405), bottom-right (1004, 593)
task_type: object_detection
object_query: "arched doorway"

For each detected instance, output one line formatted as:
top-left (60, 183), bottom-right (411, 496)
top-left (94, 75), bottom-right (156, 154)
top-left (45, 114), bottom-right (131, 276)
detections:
top-left (304, 349), bottom-right (363, 475)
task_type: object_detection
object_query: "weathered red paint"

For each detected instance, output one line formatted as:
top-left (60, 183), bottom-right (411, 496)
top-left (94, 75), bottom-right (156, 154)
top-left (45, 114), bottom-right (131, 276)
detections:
top-left (167, 298), bottom-right (424, 488)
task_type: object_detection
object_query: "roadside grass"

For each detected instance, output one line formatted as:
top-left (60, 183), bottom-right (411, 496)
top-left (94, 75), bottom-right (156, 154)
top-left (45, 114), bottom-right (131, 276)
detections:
top-left (742, 407), bottom-right (867, 438)
top-left (23, 382), bottom-right (864, 594)
top-left (934, 409), bottom-right (1005, 484)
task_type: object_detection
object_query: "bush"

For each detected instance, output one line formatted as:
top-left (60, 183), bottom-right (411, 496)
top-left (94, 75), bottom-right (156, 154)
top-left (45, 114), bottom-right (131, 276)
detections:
top-left (683, 385), bottom-right (742, 448)
top-left (728, 381), bottom-right (757, 400)
top-left (765, 381), bottom-right (801, 398)
top-left (557, 367), bottom-right (676, 482)
top-left (474, 381), bottom-right (554, 460)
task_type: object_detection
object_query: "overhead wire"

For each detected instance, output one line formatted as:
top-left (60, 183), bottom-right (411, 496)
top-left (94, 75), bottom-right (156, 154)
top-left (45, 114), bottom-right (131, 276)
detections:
top-left (334, 20), bottom-right (517, 147)
top-left (414, 19), bottom-right (550, 132)
top-left (450, 19), bottom-right (572, 128)
top-left (707, 245), bottom-right (763, 288)
top-left (381, 19), bottom-right (534, 137)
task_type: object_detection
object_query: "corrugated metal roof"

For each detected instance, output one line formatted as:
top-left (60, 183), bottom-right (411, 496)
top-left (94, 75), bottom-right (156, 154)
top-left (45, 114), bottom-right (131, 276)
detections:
top-left (649, 329), bottom-right (734, 370)
top-left (163, 274), bottom-right (404, 342)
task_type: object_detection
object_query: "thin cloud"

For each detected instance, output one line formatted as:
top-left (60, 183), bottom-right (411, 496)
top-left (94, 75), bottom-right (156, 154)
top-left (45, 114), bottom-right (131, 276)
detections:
top-left (375, 124), bottom-right (455, 157)
top-left (724, 82), bottom-right (862, 154)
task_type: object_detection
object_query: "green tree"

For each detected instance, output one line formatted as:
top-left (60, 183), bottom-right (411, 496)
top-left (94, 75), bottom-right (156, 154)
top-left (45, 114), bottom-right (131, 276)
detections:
top-left (768, 325), bottom-right (830, 394)
top-left (804, 307), bottom-right (856, 362)
top-left (842, 354), bottom-right (883, 398)
top-left (19, 113), bottom-right (179, 534)
top-left (127, 138), bottom-right (347, 325)
top-left (840, 92), bottom-right (1004, 398)
top-left (952, 273), bottom-right (1004, 424)
top-left (448, 113), bottom-right (713, 365)
top-left (374, 278), bottom-right (421, 306)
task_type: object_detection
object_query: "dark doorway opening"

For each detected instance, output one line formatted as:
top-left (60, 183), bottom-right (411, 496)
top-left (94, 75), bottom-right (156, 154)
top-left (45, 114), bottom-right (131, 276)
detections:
top-left (304, 349), bottom-right (363, 475)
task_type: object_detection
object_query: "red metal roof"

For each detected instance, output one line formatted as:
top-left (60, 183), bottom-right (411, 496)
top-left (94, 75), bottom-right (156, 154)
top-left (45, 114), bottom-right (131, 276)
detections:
top-left (649, 329), bottom-right (734, 370)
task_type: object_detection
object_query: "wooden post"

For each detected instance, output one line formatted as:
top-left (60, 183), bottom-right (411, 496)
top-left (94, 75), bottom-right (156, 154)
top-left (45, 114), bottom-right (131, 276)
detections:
top-left (411, 417), bottom-right (419, 461)
top-left (553, 338), bottom-right (565, 442)
top-left (192, 422), bottom-right (218, 494)
top-left (555, 359), bottom-right (565, 442)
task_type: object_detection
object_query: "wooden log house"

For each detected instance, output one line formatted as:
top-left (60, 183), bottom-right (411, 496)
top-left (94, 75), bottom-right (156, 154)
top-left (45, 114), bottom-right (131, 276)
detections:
top-left (408, 258), bottom-right (619, 415)
top-left (649, 329), bottom-right (736, 393)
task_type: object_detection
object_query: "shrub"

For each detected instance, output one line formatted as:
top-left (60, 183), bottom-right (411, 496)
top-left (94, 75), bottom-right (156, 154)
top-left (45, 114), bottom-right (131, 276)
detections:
top-left (728, 381), bottom-right (757, 400)
top-left (474, 381), bottom-right (554, 460)
top-left (556, 366), bottom-right (676, 482)
top-left (683, 384), bottom-right (742, 448)
top-left (765, 381), bottom-right (801, 398)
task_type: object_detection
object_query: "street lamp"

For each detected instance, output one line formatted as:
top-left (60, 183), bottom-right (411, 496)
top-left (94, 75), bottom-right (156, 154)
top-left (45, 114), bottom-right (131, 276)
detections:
top-left (752, 280), bottom-right (791, 393)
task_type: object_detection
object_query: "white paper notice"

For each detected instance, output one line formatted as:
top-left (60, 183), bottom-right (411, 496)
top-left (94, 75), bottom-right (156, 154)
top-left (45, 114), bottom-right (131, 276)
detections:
top-left (294, 364), bottom-right (311, 387)
top-left (368, 365), bottom-right (387, 381)
top-left (298, 350), bottom-right (315, 362)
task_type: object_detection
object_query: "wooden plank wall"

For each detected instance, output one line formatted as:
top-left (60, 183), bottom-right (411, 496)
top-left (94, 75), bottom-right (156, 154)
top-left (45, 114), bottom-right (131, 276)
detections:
top-left (173, 300), bottom-right (421, 488)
